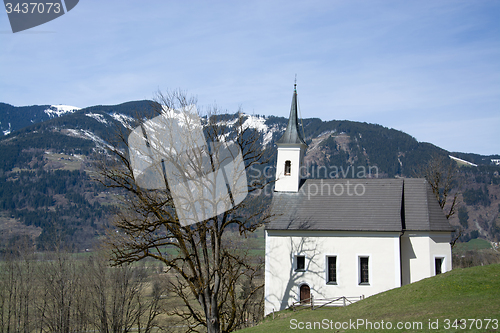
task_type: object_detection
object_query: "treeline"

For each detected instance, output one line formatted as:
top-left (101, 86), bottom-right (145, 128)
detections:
top-left (0, 252), bottom-right (168, 333)
top-left (0, 136), bottom-right (94, 174)
top-left (470, 165), bottom-right (500, 185)
top-left (459, 230), bottom-right (481, 243)
top-left (0, 103), bottom-right (51, 135)
top-left (1, 106), bottom-right (499, 250)
top-left (453, 248), bottom-right (500, 268)
top-left (450, 152), bottom-right (500, 166)
top-left (463, 185), bottom-right (491, 206)
top-left (0, 169), bottom-right (108, 251)
top-left (296, 118), bottom-right (446, 177)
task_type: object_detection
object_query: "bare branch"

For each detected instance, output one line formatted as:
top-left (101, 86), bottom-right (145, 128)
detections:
top-left (91, 90), bottom-right (272, 333)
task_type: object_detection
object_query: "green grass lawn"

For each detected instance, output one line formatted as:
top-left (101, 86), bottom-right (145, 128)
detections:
top-left (241, 264), bottom-right (500, 333)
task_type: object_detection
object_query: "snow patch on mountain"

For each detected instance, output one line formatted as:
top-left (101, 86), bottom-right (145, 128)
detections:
top-left (65, 129), bottom-right (83, 138)
top-left (218, 117), bottom-right (239, 128)
top-left (244, 115), bottom-right (284, 145)
top-left (263, 129), bottom-right (274, 146)
top-left (317, 130), bottom-right (336, 138)
top-left (44, 105), bottom-right (81, 118)
top-left (3, 122), bottom-right (11, 136)
top-left (85, 113), bottom-right (108, 125)
top-left (449, 155), bottom-right (478, 167)
top-left (63, 128), bottom-right (113, 150)
top-left (161, 104), bottom-right (202, 129)
top-left (218, 114), bottom-right (282, 146)
top-left (110, 113), bottom-right (135, 129)
top-left (80, 129), bottom-right (108, 146)
top-left (242, 115), bottom-right (267, 132)
top-left (242, 115), bottom-right (274, 144)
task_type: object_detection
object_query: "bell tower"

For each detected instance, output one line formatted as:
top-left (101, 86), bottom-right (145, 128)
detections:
top-left (275, 83), bottom-right (307, 192)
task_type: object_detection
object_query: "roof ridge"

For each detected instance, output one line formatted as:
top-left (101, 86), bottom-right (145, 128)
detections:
top-left (423, 179), bottom-right (431, 228)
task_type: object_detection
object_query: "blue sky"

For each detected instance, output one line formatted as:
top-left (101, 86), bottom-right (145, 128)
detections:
top-left (1, 0), bottom-right (499, 155)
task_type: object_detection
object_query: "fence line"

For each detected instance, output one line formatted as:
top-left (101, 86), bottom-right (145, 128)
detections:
top-left (288, 295), bottom-right (365, 312)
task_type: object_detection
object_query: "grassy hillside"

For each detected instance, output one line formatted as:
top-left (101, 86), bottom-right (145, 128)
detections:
top-left (242, 264), bottom-right (500, 333)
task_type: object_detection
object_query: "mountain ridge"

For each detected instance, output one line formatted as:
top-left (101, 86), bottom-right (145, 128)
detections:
top-left (1, 100), bottom-right (499, 252)
top-left (2, 100), bottom-right (498, 161)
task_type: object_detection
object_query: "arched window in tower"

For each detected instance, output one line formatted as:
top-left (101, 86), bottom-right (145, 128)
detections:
top-left (284, 160), bottom-right (291, 176)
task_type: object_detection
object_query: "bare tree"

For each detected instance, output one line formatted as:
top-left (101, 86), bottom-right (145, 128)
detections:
top-left (86, 256), bottom-right (161, 333)
top-left (417, 154), bottom-right (460, 219)
top-left (36, 252), bottom-right (80, 333)
top-left (416, 154), bottom-right (464, 247)
top-left (94, 90), bottom-right (272, 333)
top-left (0, 246), bottom-right (168, 333)
top-left (0, 250), bottom-right (36, 333)
top-left (135, 270), bottom-right (166, 333)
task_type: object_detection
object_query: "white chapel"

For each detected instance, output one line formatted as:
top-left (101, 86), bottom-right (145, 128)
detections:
top-left (264, 85), bottom-right (453, 316)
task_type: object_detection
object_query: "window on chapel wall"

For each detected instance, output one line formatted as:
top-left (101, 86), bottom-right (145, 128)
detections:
top-left (326, 256), bottom-right (337, 284)
top-left (284, 160), bottom-right (291, 176)
top-left (359, 257), bottom-right (369, 285)
top-left (295, 255), bottom-right (305, 271)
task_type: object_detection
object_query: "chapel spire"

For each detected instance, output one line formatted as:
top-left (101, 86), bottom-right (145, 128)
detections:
top-left (276, 83), bottom-right (307, 146)
top-left (274, 82), bottom-right (307, 192)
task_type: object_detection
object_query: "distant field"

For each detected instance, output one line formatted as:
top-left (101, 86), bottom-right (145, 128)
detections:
top-left (454, 238), bottom-right (492, 252)
top-left (43, 152), bottom-right (84, 170)
top-left (240, 264), bottom-right (500, 333)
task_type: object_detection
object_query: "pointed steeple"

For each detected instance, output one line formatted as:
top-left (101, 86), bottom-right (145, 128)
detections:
top-left (274, 82), bottom-right (307, 192)
top-left (277, 83), bottom-right (307, 146)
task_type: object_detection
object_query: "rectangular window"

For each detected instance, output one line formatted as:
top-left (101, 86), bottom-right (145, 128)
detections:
top-left (296, 255), bottom-right (305, 271)
top-left (359, 257), bottom-right (369, 284)
top-left (327, 256), bottom-right (337, 284)
top-left (435, 258), bottom-right (443, 275)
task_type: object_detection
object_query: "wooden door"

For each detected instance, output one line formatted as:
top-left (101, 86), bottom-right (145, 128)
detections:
top-left (300, 284), bottom-right (310, 304)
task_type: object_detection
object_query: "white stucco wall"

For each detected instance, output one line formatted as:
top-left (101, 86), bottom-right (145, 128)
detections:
top-left (400, 231), bottom-right (452, 285)
top-left (274, 146), bottom-right (304, 192)
top-left (265, 230), bottom-right (401, 315)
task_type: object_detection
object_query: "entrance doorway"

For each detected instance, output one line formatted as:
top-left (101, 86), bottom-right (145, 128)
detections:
top-left (299, 284), bottom-right (310, 304)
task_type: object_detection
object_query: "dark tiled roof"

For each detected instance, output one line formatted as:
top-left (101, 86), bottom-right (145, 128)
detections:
top-left (276, 88), bottom-right (307, 146)
top-left (267, 178), bottom-right (452, 232)
top-left (403, 178), bottom-right (453, 231)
